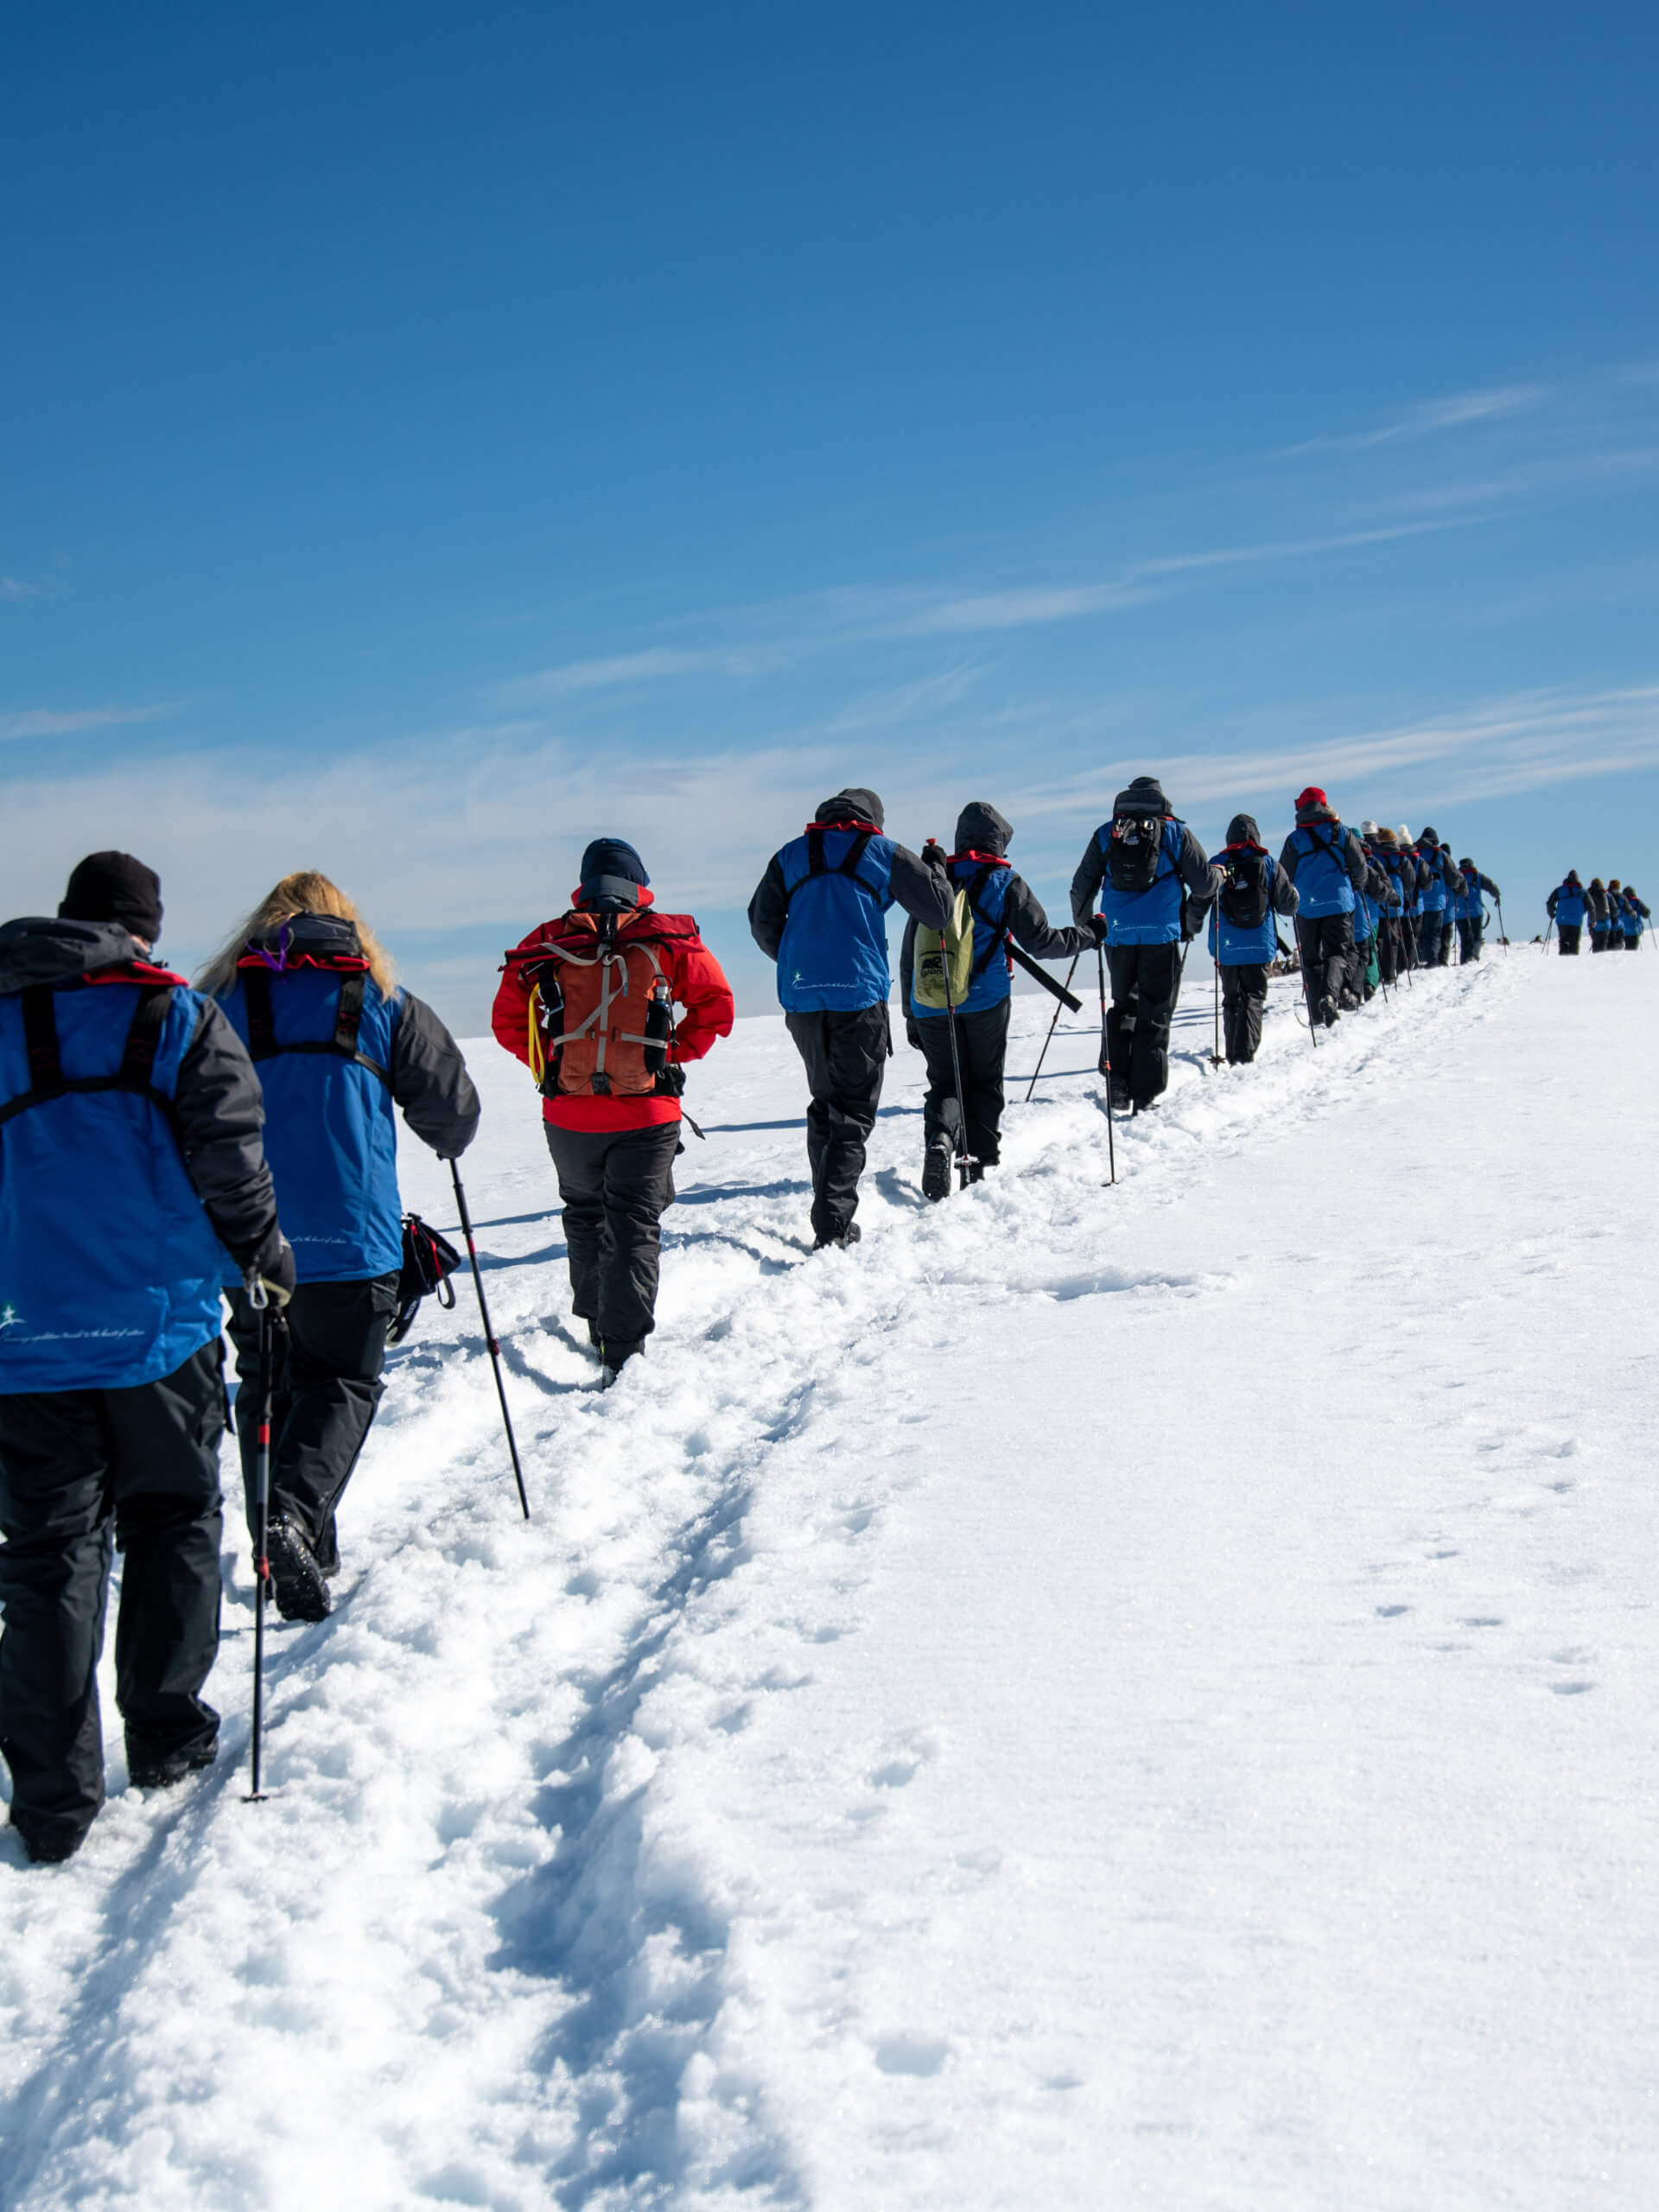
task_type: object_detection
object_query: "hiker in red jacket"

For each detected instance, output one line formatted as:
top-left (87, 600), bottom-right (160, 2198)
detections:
top-left (493, 838), bottom-right (734, 1380)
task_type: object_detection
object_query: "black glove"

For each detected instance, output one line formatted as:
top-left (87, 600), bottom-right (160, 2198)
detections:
top-left (1088, 914), bottom-right (1109, 945)
top-left (655, 1063), bottom-right (687, 1097)
top-left (905, 1020), bottom-right (923, 1051)
top-left (920, 840), bottom-right (949, 870)
top-left (240, 1227), bottom-right (296, 1312)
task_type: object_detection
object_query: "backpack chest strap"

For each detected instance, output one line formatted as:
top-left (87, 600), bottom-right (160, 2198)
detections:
top-left (2, 983), bottom-right (179, 1129)
top-left (241, 966), bottom-right (390, 1085)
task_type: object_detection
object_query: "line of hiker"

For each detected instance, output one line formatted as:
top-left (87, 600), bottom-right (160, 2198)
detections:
top-left (0, 789), bottom-right (1588, 1864)
top-left (1544, 874), bottom-right (1649, 954)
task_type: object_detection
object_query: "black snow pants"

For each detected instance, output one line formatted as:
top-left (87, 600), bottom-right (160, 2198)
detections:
top-left (228, 1274), bottom-right (398, 1567)
top-left (1342, 932), bottom-right (1370, 1007)
top-left (1106, 943), bottom-right (1183, 1106)
top-left (918, 999), bottom-right (1011, 1164)
top-left (785, 1004), bottom-right (890, 1242)
top-left (1220, 963), bottom-right (1269, 1064)
top-left (544, 1120), bottom-right (681, 1353)
top-left (1557, 924), bottom-right (1580, 953)
top-left (1416, 912), bottom-right (1443, 967)
top-left (1375, 921), bottom-right (1401, 987)
top-left (1296, 913), bottom-right (1354, 1025)
top-left (1458, 918), bottom-right (1484, 961)
top-left (0, 1340), bottom-right (226, 1854)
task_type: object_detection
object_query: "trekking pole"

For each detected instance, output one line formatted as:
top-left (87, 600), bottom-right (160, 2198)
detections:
top-left (1296, 931), bottom-right (1321, 1046)
top-left (449, 1159), bottom-right (531, 1519)
top-left (1495, 899), bottom-right (1509, 949)
top-left (1096, 940), bottom-right (1116, 1185)
top-left (1211, 946), bottom-right (1222, 1066)
top-left (1022, 951), bottom-right (1081, 1103)
top-left (245, 1285), bottom-right (275, 1803)
top-left (1544, 917), bottom-right (1555, 953)
top-left (938, 941), bottom-right (978, 1192)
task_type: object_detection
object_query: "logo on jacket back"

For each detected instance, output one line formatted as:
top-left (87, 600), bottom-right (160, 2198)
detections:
top-left (0, 1303), bottom-right (21, 1332)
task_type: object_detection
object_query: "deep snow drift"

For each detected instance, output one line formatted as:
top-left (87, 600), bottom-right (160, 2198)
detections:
top-left (2, 948), bottom-right (1656, 2210)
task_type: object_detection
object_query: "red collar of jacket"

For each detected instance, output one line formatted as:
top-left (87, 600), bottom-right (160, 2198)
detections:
top-left (948, 849), bottom-right (1010, 868)
top-left (84, 959), bottom-right (188, 988)
top-left (1220, 842), bottom-right (1268, 857)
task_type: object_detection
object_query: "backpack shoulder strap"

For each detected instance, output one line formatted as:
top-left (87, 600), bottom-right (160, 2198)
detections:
top-left (965, 864), bottom-right (1007, 976)
top-left (787, 827), bottom-right (879, 912)
top-left (21, 985), bottom-right (65, 1096)
top-left (238, 964), bottom-right (390, 1087)
top-left (1, 982), bottom-right (180, 1131)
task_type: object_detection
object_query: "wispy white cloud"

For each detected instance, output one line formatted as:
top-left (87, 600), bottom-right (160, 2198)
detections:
top-left (1281, 383), bottom-right (1550, 458)
top-left (1, 576), bottom-right (47, 604)
top-left (491, 643), bottom-right (797, 706)
top-left (0, 701), bottom-right (180, 742)
top-left (1371, 446), bottom-right (1659, 516)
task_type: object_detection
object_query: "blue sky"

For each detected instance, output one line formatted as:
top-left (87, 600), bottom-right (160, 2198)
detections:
top-left (4, 0), bottom-right (1657, 1027)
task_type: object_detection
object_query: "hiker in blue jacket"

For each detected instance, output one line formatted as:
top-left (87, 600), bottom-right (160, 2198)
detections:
top-left (749, 789), bottom-right (950, 1248)
top-left (1192, 814), bottom-right (1300, 1063)
top-left (1620, 887), bottom-right (1650, 947)
top-left (0, 853), bottom-right (289, 1863)
top-left (1070, 775), bottom-right (1216, 1112)
top-left (1279, 788), bottom-right (1369, 1027)
top-left (1453, 859), bottom-right (1503, 961)
top-left (1365, 828), bottom-right (1408, 986)
top-left (1546, 873), bottom-right (1586, 953)
top-left (899, 801), bottom-right (1096, 1198)
top-left (201, 872), bottom-right (480, 1622)
top-left (1586, 879), bottom-right (1612, 951)
top-left (1344, 835), bottom-right (1393, 1004)
top-left (1413, 830), bottom-right (1459, 967)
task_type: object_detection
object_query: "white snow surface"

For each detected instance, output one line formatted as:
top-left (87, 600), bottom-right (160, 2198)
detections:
top-left (2, 950), bottom-right (1656, 2209)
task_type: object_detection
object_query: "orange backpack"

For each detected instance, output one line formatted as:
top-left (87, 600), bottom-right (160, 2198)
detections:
top-left (516, 912), bottom-right (686, 1098)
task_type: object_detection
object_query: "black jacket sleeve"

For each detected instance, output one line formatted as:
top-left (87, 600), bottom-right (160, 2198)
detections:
top-left (1342, 830), bottom-right (1370, 893)
top-left (1478, 873), bottom-right (1501, 900)
top-left (1278, 834), bottom-right (1301, 887)
top-left (174, 999), bottom-right (283, 1274)
top-left (747, 853), bottom-right (790, 960)
top-left (1070, 832), bottom-right (1107, 927)
top-left (1271, 861), bottom-right (1300, 917)
top-left (391, 991), bottom-right (481, 1158)
top-left (1546, 887), bottom-right (1559, 917)
top-left (1003, 874), bottom-right (1094, 963)
top-left (1175, 825), bottom-right (1213, 898)
top-left (886, 841), bottom-right (952, 931)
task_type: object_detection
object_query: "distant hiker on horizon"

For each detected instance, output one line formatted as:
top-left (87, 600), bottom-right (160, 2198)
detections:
top-left (1278, 789), bottom-right (1369, 1028)
top-left (749, 789), bottom-right (950, 1248)
top-left (1194, 814), bottom-right (1299, 1064)
top-left (1069, 774), bottom-right (1215, 1114)
top-left (898, 801), bottom-right (1096, 1198)
top-left (1619, 886), bottom-right (1649, 947)
top-left (0, 853), bottom-right (290, 1864)
top-left (202, 873), bottom-right (480, 1618)
top-left (1453, 858), bottom-right (1503, 961)
top-left (1365, 827), bottom-right (1409, 988)
top-left (494, 839), bottom-right (734, 1381)
top-left (1587, 878), bottom-right (1612, 951)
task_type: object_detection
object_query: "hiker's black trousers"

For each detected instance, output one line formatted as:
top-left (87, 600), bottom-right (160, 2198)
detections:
top-left (785, 1005), bottom-right (890, 1242)
top-left (1375, 920), bottom-right (1402, 986)
top-left (1295, 913), bottom-right (1354, 1025)
top-left (918, 998), bottom-right (1011, 1164)
top-left (228, 1275), bottom-right (398, 1564)
top-left (1220, 963), bottom-right (1269, 1063)
top-left (0, 1340), bottom-right (225, 1853)
top-left (1458, 918), bottom-right (1484, 961)
top-left (1343, 931), bottom-right (1370, 1005)
top-left (545, 1120), bottom-right (680, 1351)
top-left (1106, 943), bottom-right (1182, 1106)
top-left (1417, 912), bottom-right (1444, 966)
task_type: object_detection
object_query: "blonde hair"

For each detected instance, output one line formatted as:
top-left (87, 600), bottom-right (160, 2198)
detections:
top-left (197, 871), bottom-right (397, 1000)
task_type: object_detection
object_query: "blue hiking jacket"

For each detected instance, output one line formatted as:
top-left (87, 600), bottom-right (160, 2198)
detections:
top-left (766, 825), bottom-right (901, 1012)
top-left (0, 964), bottom-right (232, 1392)
top-left (909, 860), bottom-right (1015, 1019)
top-left (1551, 881), bottom-right (1586, 926)
top-left (1095, 818), bottom-right (1188, 946)
top-left (1283, 822), bottom-right (1357, 918)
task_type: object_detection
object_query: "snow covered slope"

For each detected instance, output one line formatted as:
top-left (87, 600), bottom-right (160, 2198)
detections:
top-left (3, 950), bottom-right (1656, 2210)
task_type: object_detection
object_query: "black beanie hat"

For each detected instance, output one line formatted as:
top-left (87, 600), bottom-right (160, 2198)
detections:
top-left (1114, 774), bottom-right (1169, 818)
top-left (577, 836), bottom-right (650, 910)
top-left (59, 851), bottom-right (163, 940)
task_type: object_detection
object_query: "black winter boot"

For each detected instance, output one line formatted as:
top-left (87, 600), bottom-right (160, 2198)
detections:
top-left (265, 1516), bottom-right (333, 1624)
top-left (922, 1138), bottom-right (952, 1202)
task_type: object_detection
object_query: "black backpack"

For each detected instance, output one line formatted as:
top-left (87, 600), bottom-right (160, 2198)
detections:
top-left (388, 1213), bottom-right (461, 1345)
top-left (1217, 849), bottom-right (1271, 930)
top-left (1107, 814), bottom-right (1164, 894)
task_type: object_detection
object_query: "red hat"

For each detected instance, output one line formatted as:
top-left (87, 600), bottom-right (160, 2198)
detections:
top-left (1295, 785), bottom-right (1327, 810)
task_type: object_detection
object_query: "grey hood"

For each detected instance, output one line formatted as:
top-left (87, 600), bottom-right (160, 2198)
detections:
top-left (1224, 813), bottom-right (1262, 848)
top-left (954, 801), bottom-right (1012, 855)
top-left (815, 787), bottom-right (885, 830)
top-left (0, 915), bottom-right (144, 996)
